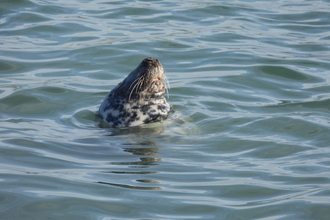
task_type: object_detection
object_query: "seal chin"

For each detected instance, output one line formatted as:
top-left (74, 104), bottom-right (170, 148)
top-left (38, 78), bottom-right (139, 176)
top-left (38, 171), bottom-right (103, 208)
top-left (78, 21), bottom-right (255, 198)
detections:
top-left (99, 57), bottom-right (171, 127)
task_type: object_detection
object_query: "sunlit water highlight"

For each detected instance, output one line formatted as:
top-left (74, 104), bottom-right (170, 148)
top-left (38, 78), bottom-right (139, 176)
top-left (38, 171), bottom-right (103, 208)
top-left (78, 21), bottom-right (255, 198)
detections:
top-left (1, 0), bottom-right (330, 219)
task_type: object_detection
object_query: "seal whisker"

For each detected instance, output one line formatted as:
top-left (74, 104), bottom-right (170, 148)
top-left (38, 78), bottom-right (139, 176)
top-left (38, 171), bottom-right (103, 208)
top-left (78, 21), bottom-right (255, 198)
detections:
top-left (136, 77), bottom-right (146, 99)
top-left (128, 77), bottom-right (143, 101)
top-left (99, 57), bottom-right (171, 127)
top-left (137, 76), bottom-right (145, 92)
top-left (163, 74), bottom-right (170, 99)
top-left (128, 75), bottom-right (143, 91)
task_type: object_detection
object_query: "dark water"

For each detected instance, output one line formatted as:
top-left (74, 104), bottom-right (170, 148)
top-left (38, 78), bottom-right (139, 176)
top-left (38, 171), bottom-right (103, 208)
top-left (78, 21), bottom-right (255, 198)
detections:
top-left (1, 0), bottom-right (330, 219)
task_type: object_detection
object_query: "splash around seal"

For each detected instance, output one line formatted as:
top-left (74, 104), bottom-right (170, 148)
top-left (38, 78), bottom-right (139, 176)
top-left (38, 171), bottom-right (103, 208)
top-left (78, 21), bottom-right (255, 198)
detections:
top-left (99, 57), bottom-right (171, 127)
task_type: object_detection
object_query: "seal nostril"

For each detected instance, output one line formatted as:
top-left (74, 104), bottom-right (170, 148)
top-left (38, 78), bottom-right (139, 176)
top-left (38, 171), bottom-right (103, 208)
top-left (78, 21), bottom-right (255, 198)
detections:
top-left (144, 57), bottom-right (159, 64)
top-left (98, 57), bottom-right (170, 127)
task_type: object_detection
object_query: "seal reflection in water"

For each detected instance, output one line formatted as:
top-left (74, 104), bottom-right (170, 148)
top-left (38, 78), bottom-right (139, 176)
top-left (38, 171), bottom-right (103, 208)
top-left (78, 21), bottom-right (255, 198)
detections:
top-left (99, 57), bottom-right (171, 127)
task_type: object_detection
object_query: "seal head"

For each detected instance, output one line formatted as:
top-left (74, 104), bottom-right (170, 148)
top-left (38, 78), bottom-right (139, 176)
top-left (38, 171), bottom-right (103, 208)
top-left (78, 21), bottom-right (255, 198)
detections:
top-left (99, 57), bottom-right (170, 127)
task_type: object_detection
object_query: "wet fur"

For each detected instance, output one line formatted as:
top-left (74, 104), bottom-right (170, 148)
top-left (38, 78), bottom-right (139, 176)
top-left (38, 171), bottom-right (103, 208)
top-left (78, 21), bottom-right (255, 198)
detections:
top-left (99, 58), bottom-right (170, 127)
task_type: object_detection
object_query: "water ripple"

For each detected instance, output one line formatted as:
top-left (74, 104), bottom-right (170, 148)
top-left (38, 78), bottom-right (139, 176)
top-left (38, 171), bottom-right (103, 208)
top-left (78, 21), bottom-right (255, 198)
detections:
top-left (1, 0), bottom-right (330, 219)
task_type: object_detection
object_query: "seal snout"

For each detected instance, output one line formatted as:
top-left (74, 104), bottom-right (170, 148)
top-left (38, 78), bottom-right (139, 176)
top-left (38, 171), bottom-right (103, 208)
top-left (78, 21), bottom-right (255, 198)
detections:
top-left (143, 57), bottom-right (159, 63)
top-left (99, 57), bottom-right (170, 127)
top-left (141, 57), bottom-right (162, 72)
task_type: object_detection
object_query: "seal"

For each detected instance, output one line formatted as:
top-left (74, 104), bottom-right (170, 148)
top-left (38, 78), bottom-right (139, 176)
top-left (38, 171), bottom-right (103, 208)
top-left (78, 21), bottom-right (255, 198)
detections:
top-left (99, 57), bottom-right (171, 127)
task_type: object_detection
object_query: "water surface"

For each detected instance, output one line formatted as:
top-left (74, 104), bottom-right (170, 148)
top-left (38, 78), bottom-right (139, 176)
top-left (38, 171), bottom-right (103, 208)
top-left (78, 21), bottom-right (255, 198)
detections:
top-left (1, 0), bottom-right (330, 219)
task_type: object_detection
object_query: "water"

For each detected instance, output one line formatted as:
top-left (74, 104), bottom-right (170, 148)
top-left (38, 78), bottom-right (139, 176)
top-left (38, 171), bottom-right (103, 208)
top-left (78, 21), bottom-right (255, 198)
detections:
top-left (1, 0), bottom-right (330, 219)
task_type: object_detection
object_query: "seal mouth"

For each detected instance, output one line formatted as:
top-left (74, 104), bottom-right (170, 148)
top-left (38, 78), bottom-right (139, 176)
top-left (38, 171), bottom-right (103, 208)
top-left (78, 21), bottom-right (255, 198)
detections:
top-left (99, 57), bottom-right (171, 127)
top-left (127, 58), bottom-right (168, 101)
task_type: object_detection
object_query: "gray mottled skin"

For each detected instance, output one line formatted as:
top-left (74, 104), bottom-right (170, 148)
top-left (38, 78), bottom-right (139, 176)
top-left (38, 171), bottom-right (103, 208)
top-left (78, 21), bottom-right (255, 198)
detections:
top-left (99, 57), bottom-right (170, 127)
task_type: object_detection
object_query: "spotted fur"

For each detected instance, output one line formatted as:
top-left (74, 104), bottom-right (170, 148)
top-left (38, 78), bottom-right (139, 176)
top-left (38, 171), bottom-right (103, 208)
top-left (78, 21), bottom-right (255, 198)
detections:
top-left (99, 58), bottom-right (170, 127)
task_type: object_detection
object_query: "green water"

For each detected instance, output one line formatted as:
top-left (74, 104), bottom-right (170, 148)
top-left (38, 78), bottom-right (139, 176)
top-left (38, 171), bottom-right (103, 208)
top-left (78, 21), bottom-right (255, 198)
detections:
top-left (1, 0), bottom-right (330, 219)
